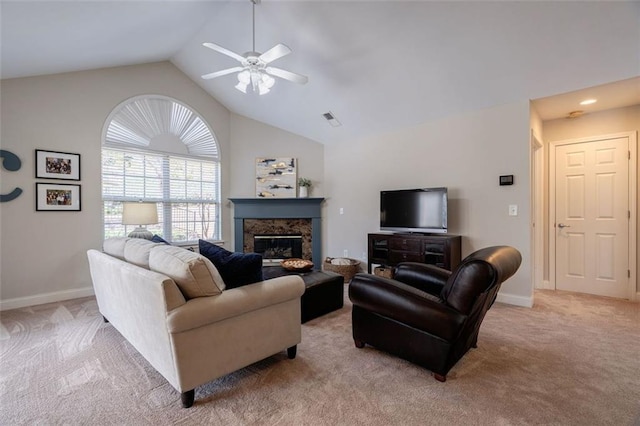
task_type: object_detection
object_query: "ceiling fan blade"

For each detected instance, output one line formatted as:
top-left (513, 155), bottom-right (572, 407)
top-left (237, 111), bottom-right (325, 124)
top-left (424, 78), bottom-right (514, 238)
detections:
top-left (265, 67), bottom-right (308, 85)
top-left (201, 67), bottom-right (244, 80)
top-left (259, 44), bottom-right (291, 64)
top-left (202, 42), bottom-right (245, 63)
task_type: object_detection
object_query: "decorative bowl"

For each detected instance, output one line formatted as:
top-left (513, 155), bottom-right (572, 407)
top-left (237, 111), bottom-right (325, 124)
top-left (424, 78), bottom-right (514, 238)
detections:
top-left (280, 258), bottom-right (314, 272)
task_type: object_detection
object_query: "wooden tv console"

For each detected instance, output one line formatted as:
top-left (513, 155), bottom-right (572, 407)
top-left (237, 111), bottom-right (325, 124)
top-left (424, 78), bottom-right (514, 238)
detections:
top-left (367, 233), bottom-right (461, 273)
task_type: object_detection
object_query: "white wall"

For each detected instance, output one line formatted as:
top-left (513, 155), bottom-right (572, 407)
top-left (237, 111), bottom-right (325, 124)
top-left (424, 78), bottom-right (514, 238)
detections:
top-left (0, 61), bottom-right (323, 310)
top-left (323, 101), bottom-right (533, 306)
top-left (542, 105), bottom-right (640, 293)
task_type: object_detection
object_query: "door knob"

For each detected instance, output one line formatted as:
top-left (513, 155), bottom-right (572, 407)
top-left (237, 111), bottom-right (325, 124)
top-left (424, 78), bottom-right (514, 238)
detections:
top-left (557, 223), bottom-right (571, 229)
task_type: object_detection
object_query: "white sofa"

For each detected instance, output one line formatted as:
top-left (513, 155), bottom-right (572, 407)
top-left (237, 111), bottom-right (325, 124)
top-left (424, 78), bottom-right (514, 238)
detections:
top-left (87, 237), bottom-right (305, 408)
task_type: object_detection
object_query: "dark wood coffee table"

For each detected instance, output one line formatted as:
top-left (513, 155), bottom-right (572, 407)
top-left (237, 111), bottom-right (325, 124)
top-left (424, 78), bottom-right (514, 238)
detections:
top-left (263, 267), bottom-right (344, 323)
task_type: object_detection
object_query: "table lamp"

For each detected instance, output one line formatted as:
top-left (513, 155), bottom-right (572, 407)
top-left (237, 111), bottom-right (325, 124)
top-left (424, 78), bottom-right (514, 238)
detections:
top-left (122, 202), bottom-right (158, 240)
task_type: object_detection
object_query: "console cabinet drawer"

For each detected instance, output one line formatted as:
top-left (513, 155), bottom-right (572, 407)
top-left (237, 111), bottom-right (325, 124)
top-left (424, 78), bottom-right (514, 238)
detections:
top-left (424, 242), bottom-right (445, 254)
top-left (389, 238), bottom-right (422, 252)
top-left (389, 250), bottom-right (424, 263)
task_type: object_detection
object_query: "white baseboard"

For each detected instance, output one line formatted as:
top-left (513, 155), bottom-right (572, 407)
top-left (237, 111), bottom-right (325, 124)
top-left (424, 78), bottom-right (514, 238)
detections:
top-left (0, 287), bottom-right (95, 311)
top-left (495, 292), bottom-right (534, 308)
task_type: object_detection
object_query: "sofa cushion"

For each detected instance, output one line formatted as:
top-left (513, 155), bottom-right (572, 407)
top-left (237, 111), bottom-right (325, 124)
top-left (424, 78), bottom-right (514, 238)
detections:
top-left (124, 238), bottom-right (162, 269)
top-left (149, 245), bottom-right (225, 299)
top-left (103, 237), bottom-right (130, 260)
top-left (198, 240), bottom-right (263, 290)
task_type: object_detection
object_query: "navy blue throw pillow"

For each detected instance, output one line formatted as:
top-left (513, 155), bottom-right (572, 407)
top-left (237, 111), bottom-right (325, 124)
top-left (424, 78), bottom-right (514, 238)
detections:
top-left (198, 240), bottom-right (263, 289)
top-left (151, 234), bottom-right (171, 245)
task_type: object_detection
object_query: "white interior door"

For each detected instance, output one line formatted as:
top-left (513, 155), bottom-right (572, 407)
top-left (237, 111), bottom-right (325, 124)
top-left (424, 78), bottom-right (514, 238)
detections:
top-left (555, 136), bottom-right (629, 298)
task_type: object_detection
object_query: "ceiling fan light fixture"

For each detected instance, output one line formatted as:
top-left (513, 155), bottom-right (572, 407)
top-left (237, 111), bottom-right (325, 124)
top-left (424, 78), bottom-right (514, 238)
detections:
top-left (235, 82), bottom-right (248, 93)
top-left (250, 70), bottom-right (262, 91)
top-left (256, 72), bottom-right (275, 95)
top-left (262, 73), bottom-right (275, 89)
top-left (236, 70), bottom-right (273, 95)
top-left (238, 70), bottom-right (251, 84)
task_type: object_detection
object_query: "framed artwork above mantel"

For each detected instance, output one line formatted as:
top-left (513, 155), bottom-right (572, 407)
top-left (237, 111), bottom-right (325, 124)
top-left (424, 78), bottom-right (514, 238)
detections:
top-left (255, 157), bottom-right (296, 198)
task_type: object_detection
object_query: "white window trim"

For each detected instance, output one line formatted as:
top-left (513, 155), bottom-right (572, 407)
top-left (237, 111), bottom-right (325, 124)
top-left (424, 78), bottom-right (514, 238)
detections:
top-left (101, 95), bottom-right (221, 243)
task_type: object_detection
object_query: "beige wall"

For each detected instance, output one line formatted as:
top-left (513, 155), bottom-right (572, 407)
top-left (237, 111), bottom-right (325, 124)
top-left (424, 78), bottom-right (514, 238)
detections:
top-left (0, 62), bottom-right (323, 309)
top-left (224, 113), bottom-right (325, 250)
top-left (323, 101), bottom-right (533, 306)
top-left (542, 105), bottom-right (640, 294)
top-left (0, 62), bottom-right (231, 307)
top-left (227, 114), bottom-right (324, 199)
top-left (543, 106), bottom-right (640, 142)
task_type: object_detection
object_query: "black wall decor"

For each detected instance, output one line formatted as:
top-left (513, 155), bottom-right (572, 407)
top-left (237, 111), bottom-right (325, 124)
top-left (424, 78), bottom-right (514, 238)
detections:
top-left (0, 149), bottom-right (23, 202)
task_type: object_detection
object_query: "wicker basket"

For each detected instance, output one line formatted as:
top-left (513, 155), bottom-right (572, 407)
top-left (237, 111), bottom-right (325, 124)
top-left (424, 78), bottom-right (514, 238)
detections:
top-left (323, 257), bottom-right (361, 283)
top-left (373, 266), bottom-right (394, 279)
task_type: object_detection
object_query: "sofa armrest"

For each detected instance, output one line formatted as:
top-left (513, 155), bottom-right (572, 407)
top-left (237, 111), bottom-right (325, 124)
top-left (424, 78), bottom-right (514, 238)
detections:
top-left (394, 262), bottom-right (451, 296)
top-left (166, 275), bottom-right (305, 333)
top-left (349, 273), bottom-right (466, 342)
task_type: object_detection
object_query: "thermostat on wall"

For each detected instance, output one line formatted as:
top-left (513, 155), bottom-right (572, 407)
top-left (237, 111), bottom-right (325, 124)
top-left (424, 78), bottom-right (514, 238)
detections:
top-left (499, 175), bottom-right (514, 186)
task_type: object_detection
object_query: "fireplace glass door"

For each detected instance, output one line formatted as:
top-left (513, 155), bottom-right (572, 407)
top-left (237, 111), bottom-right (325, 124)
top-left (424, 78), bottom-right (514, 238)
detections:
top-left (254, 234), bottom-right (303, 264)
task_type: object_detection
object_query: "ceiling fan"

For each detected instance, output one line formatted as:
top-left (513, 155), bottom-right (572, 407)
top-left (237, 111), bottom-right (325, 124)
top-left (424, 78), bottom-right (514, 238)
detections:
top-left (201, 0), bottom-right (308, 95)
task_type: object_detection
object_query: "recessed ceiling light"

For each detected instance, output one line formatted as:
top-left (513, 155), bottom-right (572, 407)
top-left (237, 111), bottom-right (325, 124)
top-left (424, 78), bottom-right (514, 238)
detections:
top-left (580, 99), bottom-right (597, 105)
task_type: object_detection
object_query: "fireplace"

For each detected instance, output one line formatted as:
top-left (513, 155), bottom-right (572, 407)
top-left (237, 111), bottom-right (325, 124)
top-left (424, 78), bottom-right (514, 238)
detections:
top-left (254, 234), bottom-right (303, 264)
top-left (244, 218), bottom-right (312, 260)
top-left (230, 198), bottom-right (324, 269)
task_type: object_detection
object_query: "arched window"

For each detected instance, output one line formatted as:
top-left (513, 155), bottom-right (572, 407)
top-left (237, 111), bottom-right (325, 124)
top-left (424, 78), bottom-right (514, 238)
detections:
top-left (102, 95), bottom-right (220, 243)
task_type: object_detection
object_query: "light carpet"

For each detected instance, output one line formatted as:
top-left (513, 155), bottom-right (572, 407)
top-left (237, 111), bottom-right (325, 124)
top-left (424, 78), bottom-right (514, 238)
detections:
top-left (1, 289), bottom-right (639, 425)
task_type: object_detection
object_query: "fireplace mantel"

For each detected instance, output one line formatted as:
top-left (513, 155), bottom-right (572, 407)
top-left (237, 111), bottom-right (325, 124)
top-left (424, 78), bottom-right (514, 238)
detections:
top-left (229, 198), bottom-right (325, 269)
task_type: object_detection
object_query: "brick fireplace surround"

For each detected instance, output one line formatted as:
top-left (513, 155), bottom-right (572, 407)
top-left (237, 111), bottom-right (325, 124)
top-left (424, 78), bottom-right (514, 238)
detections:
top-left (229, 198), bottom-right (325, 270)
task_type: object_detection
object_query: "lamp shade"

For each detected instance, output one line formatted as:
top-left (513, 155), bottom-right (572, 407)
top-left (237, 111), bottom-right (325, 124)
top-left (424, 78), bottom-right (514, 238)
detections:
top-left (122, 202), bottom-right (158, 226)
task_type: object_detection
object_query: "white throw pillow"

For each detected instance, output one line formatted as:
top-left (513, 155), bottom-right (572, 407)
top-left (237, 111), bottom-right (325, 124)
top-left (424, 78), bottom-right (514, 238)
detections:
top-left (149, 245), bottom-right (226, 299)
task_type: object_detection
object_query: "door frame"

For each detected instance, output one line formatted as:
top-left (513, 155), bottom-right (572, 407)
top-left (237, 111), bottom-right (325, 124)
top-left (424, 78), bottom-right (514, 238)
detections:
top-left (549, 131), bottom-right (637, 301)
top-left (531, 130), bottom-right (548, 289)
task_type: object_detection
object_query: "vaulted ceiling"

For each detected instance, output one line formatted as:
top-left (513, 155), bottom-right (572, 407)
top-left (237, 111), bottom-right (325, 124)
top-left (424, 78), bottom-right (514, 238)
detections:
top-left (2, 1), bottom-right (639, 144)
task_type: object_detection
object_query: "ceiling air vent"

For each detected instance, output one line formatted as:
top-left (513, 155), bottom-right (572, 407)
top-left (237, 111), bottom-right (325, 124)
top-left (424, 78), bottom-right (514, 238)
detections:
top-left (322, 111), bottom-right (342, 127)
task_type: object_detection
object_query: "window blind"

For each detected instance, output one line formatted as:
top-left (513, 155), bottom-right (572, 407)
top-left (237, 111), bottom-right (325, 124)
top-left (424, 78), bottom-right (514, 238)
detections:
top-left (102, 147), bottom-right (220, 242)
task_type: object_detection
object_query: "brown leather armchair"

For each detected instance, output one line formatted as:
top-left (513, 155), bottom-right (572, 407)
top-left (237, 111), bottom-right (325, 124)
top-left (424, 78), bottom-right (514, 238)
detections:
top-left (349, 246), bottom-right (522, 382)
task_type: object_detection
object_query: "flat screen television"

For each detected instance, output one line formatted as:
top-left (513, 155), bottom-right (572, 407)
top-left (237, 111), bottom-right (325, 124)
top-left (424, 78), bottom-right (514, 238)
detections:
top-left (380, 187), bottom-right (448, 234)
